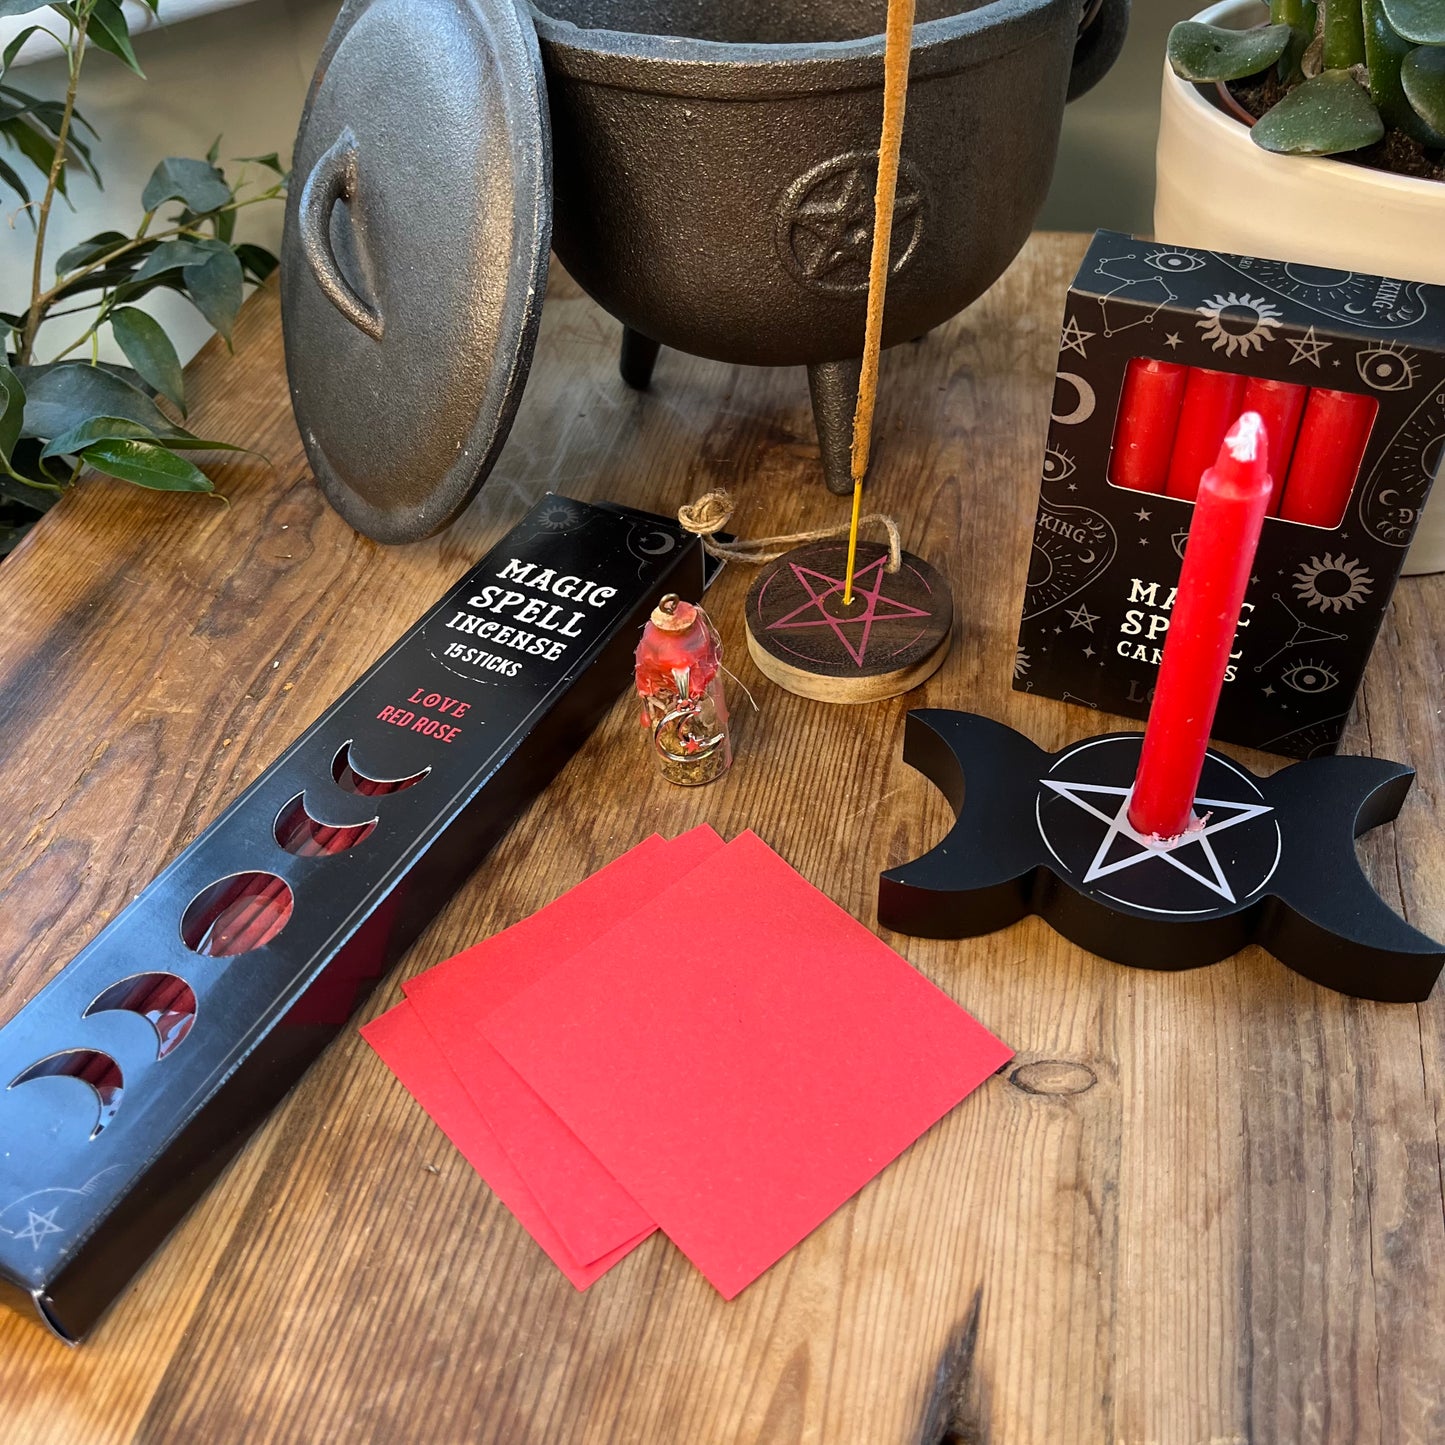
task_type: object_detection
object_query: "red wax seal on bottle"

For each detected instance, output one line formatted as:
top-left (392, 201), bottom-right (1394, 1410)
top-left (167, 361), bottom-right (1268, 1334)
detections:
top-left (634, 594), bottom-right (732, 786)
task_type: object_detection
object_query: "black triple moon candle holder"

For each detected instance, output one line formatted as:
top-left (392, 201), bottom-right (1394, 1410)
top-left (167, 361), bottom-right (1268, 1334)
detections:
top-left (879, 710), bottom-right (1444, 1003)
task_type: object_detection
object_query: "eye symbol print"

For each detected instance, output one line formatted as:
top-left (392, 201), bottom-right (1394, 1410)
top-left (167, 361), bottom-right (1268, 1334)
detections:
top-left (1280, 659), bottom-right (1341, 694)
top-left (1146, 248), bottom-right (1205, 273)
top-left (1356, 342), bottom-right (1418, 392)
top-left (1042, 445), bottom-right (1076, 483)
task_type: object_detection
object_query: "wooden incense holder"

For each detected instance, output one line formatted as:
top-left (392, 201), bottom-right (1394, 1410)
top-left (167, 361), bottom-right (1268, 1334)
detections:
top-left (744, 540), bottom-right (952, 703)
top-left (879, 710), bottom-right (1445, 1002)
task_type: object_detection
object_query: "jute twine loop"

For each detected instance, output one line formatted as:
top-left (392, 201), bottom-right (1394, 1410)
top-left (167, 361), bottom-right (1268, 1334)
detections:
top-left (677, 491), bottom-right (901, 573)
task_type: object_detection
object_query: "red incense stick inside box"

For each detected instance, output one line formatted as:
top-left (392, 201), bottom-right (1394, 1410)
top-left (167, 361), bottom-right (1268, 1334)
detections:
top-left (187, 777), bottom-right (386, 959)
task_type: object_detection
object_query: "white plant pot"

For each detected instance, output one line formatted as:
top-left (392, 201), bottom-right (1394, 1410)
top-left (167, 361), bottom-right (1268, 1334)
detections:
top-left (1155, 0), bottom-right (1445, 574)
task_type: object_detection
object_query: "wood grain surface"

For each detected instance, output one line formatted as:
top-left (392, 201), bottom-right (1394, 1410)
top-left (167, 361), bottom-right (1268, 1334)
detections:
top-left (0, 233), bottom-right (1442, 1445)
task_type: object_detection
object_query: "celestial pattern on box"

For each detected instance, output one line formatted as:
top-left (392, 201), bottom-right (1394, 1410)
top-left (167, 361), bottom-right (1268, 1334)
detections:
top-left (1016, 232), bottom-right (1445, 758)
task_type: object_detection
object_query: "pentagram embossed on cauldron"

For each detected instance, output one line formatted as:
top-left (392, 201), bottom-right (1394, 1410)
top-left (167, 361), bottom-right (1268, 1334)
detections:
top-left (776, 151), bottom-right (927, 296)
top-left (535, 0), bottom-right (1128, 499)
top-left (283, 0), bottom-right (1131, 537)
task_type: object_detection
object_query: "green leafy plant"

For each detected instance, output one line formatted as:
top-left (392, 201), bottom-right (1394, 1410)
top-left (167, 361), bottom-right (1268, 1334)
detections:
top-left (0, 0), bottom-right (286, 554)
top-left (1168, 0), bottom-right (1445, 159)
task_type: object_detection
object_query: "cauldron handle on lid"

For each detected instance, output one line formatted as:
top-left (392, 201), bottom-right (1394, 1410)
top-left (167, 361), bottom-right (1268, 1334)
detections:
top-left (297, 127), bottom-right (385, 343)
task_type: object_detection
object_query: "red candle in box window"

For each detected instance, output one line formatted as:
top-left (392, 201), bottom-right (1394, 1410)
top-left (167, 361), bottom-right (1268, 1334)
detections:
top-left (1278, 388), bottom-right (1378, 528)
top-left (1109, 358), bottom-right (1188, 493)
top-left (1165, 367), bottom-right (1246, 501)
top-left (1239, 376), bottom-right (1307, 512)
top-left (1129, 412), bottom-right (1272, 841)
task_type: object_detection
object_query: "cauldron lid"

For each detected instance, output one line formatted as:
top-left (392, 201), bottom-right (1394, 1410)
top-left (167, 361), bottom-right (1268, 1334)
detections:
top-left (280, 0), bottom-right (551, 543)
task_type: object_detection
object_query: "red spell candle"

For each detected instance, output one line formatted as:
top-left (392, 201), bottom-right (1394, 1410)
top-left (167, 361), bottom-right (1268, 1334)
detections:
top-left (1109, 358), bottom-right (1188, 493)
top-left (1239, 376), bottom-right (1307, 513)
top-left (1129, 412), bottom-right (1272, 841)
top-left (1165, 368), bottom-right (1246, 501)
top-left (1278, 387), bottom-right (1378, 528)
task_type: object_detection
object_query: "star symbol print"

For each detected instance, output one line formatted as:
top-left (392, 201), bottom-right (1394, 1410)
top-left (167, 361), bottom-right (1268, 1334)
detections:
top-left (1287, 326), bottom-right (1331, 367)
top-left (766, 555), bottom-right (930, 668)
top-left (1066, 603), bottom-right (1099, 631)
top-left (13, 1207), bottom-right (63, 1251)
top-left (1060, 315), bottom-right (1094, 357)
top-left (1039, 778), bottom-right (1274, 904)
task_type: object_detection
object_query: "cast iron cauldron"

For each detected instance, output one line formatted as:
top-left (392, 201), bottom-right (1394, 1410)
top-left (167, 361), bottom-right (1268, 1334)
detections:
top-left (530, 0), bottom-right (1129, 491)
top-left (281, 0), bottom-right (1128, 541)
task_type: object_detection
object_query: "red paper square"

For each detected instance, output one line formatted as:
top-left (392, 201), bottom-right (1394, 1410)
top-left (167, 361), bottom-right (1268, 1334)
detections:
top-left (406, 827), bottom-right (725, 1263)
top-left (481, 831), bottom-right (1013, 1299)
top-left (360, 1000), bottom-right (649, 1289)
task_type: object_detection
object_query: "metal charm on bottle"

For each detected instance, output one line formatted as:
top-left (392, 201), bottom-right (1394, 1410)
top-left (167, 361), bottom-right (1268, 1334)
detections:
top-left (634, 594), bottom-right (732, 786)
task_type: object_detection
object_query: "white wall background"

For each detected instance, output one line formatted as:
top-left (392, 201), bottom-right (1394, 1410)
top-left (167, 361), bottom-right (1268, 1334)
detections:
top-left (0, 0), bottom-right (336, 365)
top-left (0, 0), bottom-right (1198, 366)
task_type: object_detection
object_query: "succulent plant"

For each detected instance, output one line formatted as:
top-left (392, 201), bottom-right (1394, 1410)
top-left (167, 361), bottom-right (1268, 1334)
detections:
top-left (1168, 0), bottom-right (1445, 159)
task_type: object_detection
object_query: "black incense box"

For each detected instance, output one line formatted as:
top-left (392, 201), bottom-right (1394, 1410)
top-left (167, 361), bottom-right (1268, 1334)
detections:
top-left (0, 494), bottom-right (705, 1341)
top-left (1017, 231), bottom-right (1444, 759)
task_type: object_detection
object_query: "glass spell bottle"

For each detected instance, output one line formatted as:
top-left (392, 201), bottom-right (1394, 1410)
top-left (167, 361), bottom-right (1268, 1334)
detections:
top-left (634, 594), bottom-right (732, 786)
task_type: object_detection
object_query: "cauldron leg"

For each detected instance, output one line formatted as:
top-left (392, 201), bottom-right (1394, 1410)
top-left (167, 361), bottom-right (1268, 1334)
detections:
top-left (807, 358), bottom-right (863, 496)
top-left (619, 328), bottom-right (661, 390)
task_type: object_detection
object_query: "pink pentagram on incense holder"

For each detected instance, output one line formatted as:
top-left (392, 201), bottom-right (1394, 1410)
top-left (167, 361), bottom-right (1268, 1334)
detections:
top-left (744, 541), bottom-right (953, 703)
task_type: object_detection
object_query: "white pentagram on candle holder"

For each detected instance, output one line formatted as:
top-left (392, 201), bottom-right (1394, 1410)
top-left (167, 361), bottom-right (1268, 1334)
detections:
top-left (1034, 736), bottom-right (1281, 915)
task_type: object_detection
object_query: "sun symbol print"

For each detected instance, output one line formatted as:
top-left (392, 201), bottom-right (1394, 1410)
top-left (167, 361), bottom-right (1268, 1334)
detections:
top-left (1014, 647), bottom-right (1031, 681)
top-left (535, 499), bottom-right (584, 531)
top-left (1195, 292), bottom-right (1283, 356)
top-left (1293, 553), bottom-right (1373, 613)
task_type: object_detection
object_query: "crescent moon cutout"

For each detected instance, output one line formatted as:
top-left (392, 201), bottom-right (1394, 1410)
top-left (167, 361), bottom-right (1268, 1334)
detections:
top-left (1052, 373), bottom-right (1096, 426)
top-left (878, 710), bottom-right (1445, 1003)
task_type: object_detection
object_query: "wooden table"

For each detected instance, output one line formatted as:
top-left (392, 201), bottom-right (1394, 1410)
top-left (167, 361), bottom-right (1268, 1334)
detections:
top-left (1, 233), bottom-right (1442, 1444)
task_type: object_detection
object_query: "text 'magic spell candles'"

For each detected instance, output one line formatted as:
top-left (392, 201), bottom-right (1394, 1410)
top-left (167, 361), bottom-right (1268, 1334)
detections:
top-left (1129, 413), bottom-right (1272, 841)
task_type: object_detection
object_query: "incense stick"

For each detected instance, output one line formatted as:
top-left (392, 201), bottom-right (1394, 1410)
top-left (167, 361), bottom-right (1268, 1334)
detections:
top-left (843, 0), bottom-right (916, 607)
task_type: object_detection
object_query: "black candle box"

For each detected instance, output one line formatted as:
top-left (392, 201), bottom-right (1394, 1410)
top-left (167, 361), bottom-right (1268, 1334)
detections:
top-left (1015, 230), bottom-right (1443, 759)
top-left (0, 494), bottom-right (709, 1342)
